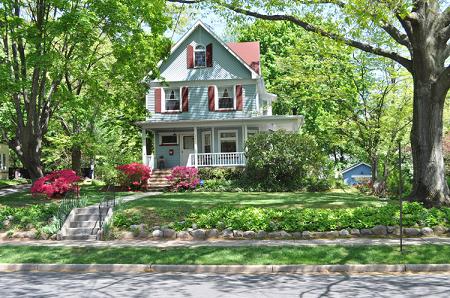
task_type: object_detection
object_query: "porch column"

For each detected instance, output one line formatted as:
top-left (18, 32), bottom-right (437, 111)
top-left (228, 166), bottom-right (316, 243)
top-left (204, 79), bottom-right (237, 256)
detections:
top-left (141, 128), bottom-right (147, 165)
top-left (194, 126), bottom-right (198, 168)
top-left (243, 124), bottom-right (248, 150)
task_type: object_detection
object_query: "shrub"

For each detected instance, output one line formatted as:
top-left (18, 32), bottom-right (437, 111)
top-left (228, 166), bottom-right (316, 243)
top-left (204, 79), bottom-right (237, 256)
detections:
top-left (198, 168), bottom-right (244, 181)
top-left (0, 203), bottom-right (59, 230)
top-left (31, 170), bottom-right (81, 198)
top-left (112, 210), bottom-right (143, 228)
top-left (167, 166), bottom-right (200, 191)
top-left (172, 202), bottom-right (450, 232)
top-left (245, 131), bottom-right (332, 190)
top-left (116, 163), bottom-right (151, 190)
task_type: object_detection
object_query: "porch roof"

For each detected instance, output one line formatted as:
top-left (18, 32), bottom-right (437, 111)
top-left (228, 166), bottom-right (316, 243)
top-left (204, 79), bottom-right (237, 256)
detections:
top-left (137, 115), bottom-right (304, 130)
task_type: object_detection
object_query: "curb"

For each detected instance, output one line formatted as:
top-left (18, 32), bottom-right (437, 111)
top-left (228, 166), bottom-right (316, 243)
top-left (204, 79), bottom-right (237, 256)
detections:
top-left (1, 263), bottom-right (450, 274)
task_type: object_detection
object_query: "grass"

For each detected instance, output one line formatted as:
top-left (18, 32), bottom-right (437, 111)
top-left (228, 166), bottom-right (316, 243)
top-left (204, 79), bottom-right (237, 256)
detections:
top-left (0, 179), bottom-right (25, 188)
top-left (117, 189), bottom-right (392, 227)
top-left (0, 245), bottom-right (449, 265)
top-left (0, 185), bottom-right (134, 208)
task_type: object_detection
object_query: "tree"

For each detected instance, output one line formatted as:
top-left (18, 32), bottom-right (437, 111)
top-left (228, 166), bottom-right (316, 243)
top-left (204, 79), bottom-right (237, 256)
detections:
top-left (0, 0), bottom-right (170, 180)
top-left (171, 0), bottom-right (450, 206)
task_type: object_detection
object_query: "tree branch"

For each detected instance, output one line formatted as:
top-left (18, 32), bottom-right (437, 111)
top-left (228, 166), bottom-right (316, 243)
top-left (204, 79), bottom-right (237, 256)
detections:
top-left (169, 0), bottom-right (413, 72)
top-left (381, 23), bottom-right (411, 49)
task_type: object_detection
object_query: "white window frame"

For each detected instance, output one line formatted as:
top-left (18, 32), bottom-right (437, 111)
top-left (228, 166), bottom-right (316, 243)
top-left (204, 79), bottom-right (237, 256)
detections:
top-left (162, 87), bottom-right (182, 112)
top-left (194, 44), bottom-right (206, 68)
top-left (215, 85), bottom-right (236, 111)
top-left (159, 133), bottom-right (179, 146)
top-left (202, 131), bottom-right (212, 153)
top-left (218, 129), bottom-right (238, 153)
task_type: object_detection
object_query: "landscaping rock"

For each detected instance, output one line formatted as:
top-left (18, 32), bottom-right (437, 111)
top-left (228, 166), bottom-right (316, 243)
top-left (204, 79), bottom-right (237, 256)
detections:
top-left (350, 229), bottom-right (360, 236)
top-left (360, 229), bottom-right (373, 236)
top-left (152, 229), bottom-right (163, 238)
top-left (190, 229), bottom-right (206, 240)
top-left (279, 231), bottom-right (292, 239)
top-left (371, 225), bottom-right (387, 236)
top-left (176, 231), bottom-right (193, 241)
top-left (339, 229), bottom-right (350, 237)
top-left (216, 221), bottom-right (225, 230)
top-left (152, 226), bottom-right (161, 231)
top-left (121, 231), bottom-right (135, 240)
top-left (162, 228), bottom-right (176, 239)
top-left (391, 226), bottom-right (401, 236)
top-left (233, 230), bottom-right (244, 238)
top-left (7, 215), bottom-right (14, 221)
top-left (0, 232), bottom-right (9, 240)
top-left (26, 223), bottom-right (34, 230)
top-left (207, 229), bottom-right (220, 238)
top-left (268, 231), bottom-right (291, 239)
top-left (50, 234), bottom-right (57, 240)
top-left (222, 229), bottom-right (234, 239)
top-left (192, 224), bottom-right (198, 230)
top-left (256, 230), bottom-right (267, 239)
top-left (291, 232), bottom-right (303, 239)
top-left (404, 228), bottom-right (421, 236)
top-left (243, 231), bottom-right (256, 239)
top-left (387, 226), bottom-right (397, 234)
top-left (421, 227), bottom-right (434, 236)
top-left (324, 231), bottom-right (339, 238)
top-left (2, 220), bottom-right (11, 228)
top-left (131, 224), bottom-right (147, 237)
top-left (302, 231), bottom-right (312, 239)
top-left (433, 226), bottom-right (448, 235)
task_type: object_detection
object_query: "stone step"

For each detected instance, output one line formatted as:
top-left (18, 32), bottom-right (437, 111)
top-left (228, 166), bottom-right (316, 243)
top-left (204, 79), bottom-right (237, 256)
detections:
top-left (69, 221), bottom-right (98, 228)
top-left (61, 235), bottom-right (97, 241)
top-left (65, 227), bottom-right (99, 236)
top-left (74, 214), bottom-right (100, 221)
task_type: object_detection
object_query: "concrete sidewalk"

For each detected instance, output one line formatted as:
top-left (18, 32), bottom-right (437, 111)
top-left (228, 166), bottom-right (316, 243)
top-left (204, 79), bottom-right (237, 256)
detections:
top-left (0, 184), bottom-right (31, 197)
top-left (1, 237), bottom-right (450, 248)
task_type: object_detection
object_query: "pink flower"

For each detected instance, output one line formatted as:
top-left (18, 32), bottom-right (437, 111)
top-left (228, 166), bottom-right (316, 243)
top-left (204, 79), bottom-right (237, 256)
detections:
top-left (31, 170), bottom-right (81, 198)
top-left (166, 166), bottom-right (200, 191)
top-left (116, 163), bottom-right (151, 190)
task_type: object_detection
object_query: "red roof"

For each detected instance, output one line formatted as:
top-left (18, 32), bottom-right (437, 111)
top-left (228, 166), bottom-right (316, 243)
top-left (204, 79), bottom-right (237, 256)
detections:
top-left (227, 42), bottom-right (260, 74)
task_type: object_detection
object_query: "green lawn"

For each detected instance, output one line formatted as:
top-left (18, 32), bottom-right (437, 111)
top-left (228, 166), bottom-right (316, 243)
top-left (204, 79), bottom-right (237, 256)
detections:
top-left (0, 179), bottom-right (24, 188)
top-left (0, 245), bottom-right (448, 265)
top-left (117, 189), bottom-right (392, 227)
top-left (0, 185), bottom-right (134, 208)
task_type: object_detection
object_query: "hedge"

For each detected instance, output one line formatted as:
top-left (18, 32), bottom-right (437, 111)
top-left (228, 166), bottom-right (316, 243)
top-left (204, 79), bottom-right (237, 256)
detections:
top-left (170, 202), bottom-right (450, 232)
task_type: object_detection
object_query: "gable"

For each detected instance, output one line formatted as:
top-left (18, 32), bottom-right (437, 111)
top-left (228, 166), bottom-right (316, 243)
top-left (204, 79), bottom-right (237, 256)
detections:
top-left (342, 164), bottom-right (372, 177)
top-left (158, 25), bottom-right (255, 82)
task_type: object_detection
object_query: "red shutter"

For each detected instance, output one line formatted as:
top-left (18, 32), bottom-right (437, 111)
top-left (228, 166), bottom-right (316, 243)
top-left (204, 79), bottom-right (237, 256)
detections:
top-left (236, 85), bottom-right (243, 111)
top-left (187, 45), bottom-right (194, 68)
top-left (155, 88), bottom-right (162, 113)
top-left (208, 86), bottom-right (215, 111)
top-left (182, 87), bottom-right (189, 112)
top-left (206, 43), bottom-right (213, 67)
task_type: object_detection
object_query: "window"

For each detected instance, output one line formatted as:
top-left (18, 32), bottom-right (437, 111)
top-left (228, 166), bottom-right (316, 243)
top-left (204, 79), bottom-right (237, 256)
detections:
top-left (219, 131), bottom-right (237, 153)
top-left (194, 44), bottom-right (206, 68)
top-left (160, 134), bottom-right (178, 145)
top-left (203, 132), bottom-right (211, 153)
top-left (218, 86), bottom-right (235, 109)
top-left (164, 89), bottom-right (180, 111)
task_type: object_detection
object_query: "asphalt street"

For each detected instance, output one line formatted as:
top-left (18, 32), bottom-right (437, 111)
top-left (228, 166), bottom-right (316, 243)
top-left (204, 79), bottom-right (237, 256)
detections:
top-left (1, 272), bottom-right (450, 297)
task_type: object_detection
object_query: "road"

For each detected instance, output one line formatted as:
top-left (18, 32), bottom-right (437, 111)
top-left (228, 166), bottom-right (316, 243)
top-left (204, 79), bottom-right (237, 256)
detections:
top-left (1, 272), bottom-right (450, 297)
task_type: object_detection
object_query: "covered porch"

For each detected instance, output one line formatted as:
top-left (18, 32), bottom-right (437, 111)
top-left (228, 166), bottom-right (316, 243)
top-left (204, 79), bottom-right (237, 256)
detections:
top-left (139, 116), bottom-right (303, 169)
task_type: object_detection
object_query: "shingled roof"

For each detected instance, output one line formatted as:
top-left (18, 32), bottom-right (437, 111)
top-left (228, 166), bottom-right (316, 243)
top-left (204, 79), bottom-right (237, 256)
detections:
top-left (227, 41), bottom-right (261, 74)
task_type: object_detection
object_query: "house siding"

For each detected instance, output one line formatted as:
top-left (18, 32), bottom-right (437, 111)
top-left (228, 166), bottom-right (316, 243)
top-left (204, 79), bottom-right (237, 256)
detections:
top-left (146, 84), bottom-right (257, 122)
top-left (342, 164), bottom-right (372, 185)
top-left (159, 26), bottom-right (253, 82)
top-left (0, 144), bottom-right (9, 179)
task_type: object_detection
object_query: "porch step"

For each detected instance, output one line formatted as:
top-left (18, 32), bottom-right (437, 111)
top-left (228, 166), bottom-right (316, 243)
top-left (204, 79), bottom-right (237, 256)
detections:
top-left (61, 235), bottom-right (97, 241)
top-left (65, 227), bottom-right (99, 236)
top-left (70, 221), bottom-right (98, 228)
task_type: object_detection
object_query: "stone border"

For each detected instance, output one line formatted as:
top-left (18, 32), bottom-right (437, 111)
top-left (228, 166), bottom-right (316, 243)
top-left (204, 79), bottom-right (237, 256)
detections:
top-left (1, 263), bottom-right (450, 274)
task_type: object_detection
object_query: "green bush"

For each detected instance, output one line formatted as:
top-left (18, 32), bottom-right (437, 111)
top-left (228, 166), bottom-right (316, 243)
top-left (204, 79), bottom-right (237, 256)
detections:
top-left (172, 202), bottom-right (449, 232)
top-left (0, 204), bottom-right (59, 230)
top-left (198, 168), bottom-right (244, 181)
top-left (112, 210), bottom-right (143, 228)
top-left (245, 131), bottom-right (332, 190)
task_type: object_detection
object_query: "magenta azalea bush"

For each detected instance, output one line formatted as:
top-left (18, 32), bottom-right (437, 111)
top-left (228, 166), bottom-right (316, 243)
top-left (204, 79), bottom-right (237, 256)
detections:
top-left (116, 163), bottom-right (151, 190)
top-left (31, 170), bottom-right (81, 198)
top-left (166, 166), bottom-right (200, 191)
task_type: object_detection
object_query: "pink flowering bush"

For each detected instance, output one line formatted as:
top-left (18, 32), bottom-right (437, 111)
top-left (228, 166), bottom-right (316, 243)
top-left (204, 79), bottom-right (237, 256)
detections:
top-left (166, 166), bottom-right (200, 191)
top-left (31, 170), bottom-right (81, 198)
top-left (116, 163), bottom-right (151, 191)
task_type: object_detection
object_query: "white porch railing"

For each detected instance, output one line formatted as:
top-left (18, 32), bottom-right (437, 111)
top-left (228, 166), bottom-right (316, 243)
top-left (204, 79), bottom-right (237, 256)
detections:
top-left (187, 152), bottom-right (246, 167)
top-left (147, 155), bottom-right (155, 170)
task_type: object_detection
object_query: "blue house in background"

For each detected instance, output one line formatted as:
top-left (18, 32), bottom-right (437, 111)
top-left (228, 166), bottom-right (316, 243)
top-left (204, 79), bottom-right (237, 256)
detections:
top-left (341, 162), bottom-right (372, 185)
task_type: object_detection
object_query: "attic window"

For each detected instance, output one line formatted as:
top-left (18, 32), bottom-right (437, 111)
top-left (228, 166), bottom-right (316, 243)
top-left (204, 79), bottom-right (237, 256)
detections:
top-left (194, 44), bottom-right (206, 68)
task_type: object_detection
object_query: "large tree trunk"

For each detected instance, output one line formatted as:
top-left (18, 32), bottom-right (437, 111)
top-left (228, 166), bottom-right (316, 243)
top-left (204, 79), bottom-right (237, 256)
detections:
top-left (71, 145), bottom-right (82, 175)
top-left (10, 129), bottom-right (44, 181)
top-left (409, 77), bottom-right (449, 207)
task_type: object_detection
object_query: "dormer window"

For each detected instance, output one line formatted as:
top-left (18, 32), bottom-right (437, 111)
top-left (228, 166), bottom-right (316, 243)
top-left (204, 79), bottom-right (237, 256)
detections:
top-left (218, 86), bottom-right (235, 109)
top-left (194, 44), bottom-right (206, 68)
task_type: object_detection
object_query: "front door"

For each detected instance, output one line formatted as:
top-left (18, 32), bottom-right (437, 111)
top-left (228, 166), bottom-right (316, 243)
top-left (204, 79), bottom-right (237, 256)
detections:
top-left (180, 134), bottom-right (195, 166)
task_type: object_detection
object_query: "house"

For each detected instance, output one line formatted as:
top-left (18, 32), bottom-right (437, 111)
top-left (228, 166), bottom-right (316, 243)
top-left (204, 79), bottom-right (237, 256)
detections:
top-left (341, 162), bottom-right (372, 185)
top-left (138, 21), bottom-right (303, 169)
top-left (0, 144), bottom-right (9, 179)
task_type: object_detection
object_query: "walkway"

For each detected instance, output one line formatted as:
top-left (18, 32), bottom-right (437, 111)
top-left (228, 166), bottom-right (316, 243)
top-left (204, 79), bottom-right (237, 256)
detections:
top-left (0, 184), bottom-right (31, 197)
top-left (1, 237), bottom-right (450, 248)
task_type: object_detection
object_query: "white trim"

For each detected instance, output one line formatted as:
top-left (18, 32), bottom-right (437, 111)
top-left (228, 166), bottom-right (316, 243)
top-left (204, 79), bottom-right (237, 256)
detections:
top-left (151, 20), bottom-right (260, 80)
top-left (341, 162), bottom-right (372, 175)
top-left (351, 175), bottom-right (372, 178)
top-left (216, 85), bottom-right (237, 111)
top-left (202, 131), bottom-right (212, 153)
top-left (159, 133), bottom-right (179, 145)
top-left (142, 129), bottom-right (147, 165)
top-left (180, 133), bottom-right (195, 167)
top-left (218, 129), bottom-right (238, 153)
top-left (162, 87), bottom-right (182, 113)
top-left (194, 44), bottom-right (207, 68)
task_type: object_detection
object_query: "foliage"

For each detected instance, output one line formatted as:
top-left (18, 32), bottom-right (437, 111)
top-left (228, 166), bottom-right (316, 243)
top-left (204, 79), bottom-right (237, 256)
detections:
top-left (116, 163), bottom-right (151, 191)
top-left (0, 204), bottom-right (59, 230)
top-left (245, 131), bottom-right (331, 190)
top-left (198, 167), bottom-right (244, 181)
top-left (166, 166), bottom-right (200, 191)
top-left (112, 210), bottom-right (143, 228)
top-left (173, 202), bottom-right (449, 233)
top-left (30, 170), bottom-right (81, 199)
